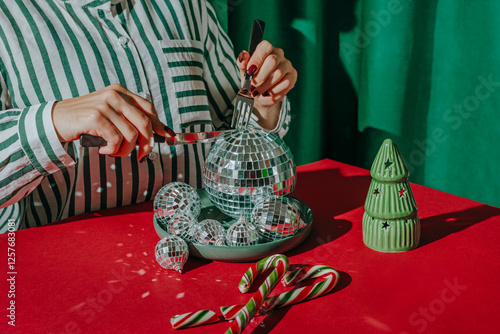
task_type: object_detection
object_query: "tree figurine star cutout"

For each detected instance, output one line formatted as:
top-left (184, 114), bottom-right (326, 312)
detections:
top-left (384, 159), bottom-right (393, 169)
top-left (362, 139), bottom-right (421, 252)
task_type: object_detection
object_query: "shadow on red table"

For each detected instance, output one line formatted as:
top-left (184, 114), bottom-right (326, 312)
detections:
top-left (288, 168), bottom-right (371, 256)
top-left (182, 256), bottom-right (212, 272)
top-left (419, 204), bottom-right (500, 247)
top-left (293, 167), bottom-right (371, 219)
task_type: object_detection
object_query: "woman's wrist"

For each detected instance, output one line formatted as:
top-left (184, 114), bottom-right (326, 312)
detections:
top-left (253, 101), bottom-right (281, 131)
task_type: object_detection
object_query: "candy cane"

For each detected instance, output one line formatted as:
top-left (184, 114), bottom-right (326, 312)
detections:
top-left (225, 254), bottom-right (289, 334)
top-left (263, 265), bottom-right (339, 312)
top-left (170, 310), bottom-right (219, 329)
top-left (220, 265), bottom-right (339, 320)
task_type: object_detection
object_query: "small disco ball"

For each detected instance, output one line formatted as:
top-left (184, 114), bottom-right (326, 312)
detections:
top-left (252, 196), bottom-right (301, 242)
top-left (226, 215), bottom-right (259, 247)
top-left (155, 235), bottom-right (189, 273)
top-left (158, 214), bottom-right (197, 241)
top-left (154, 182), bottom-right (201, 227)
top-left (203, 127), bottom-right (297, 219)
top-left (192, 219), bottom-right (225, 246)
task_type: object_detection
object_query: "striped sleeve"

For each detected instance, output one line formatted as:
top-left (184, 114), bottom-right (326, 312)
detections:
top-left (248, 95), bottom-right (291, 138)
top-left (0, 74), bottom-right (75, 208)
top-left (202, 1), bottom-right (291, 137)
top-left (270, 95), bottom-right (291, 138)
top-left (18, 101), bottom-right (76, 175)
top-left (202, 1), bottom-right (239, 130)
top-left (0, 201), bottom-right (20, 233)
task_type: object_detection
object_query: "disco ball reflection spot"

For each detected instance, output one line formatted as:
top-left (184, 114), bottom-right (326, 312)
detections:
top-left (203, 128), bottom-right (297, 219)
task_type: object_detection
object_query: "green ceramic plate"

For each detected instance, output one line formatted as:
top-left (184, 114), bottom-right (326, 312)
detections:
top-left (153, 189), bottom-right (313, 262)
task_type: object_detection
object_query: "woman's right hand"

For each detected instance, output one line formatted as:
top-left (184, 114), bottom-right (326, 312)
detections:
top-left (52, 84), bottom-right (172, 161)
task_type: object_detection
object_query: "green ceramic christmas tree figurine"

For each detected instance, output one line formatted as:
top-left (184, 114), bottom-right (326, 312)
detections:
top-left (363, 139), bottom-right (420, 252)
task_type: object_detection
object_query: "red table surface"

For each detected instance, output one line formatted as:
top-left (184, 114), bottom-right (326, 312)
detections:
top-left (1, 159), bottom-right (500, 334)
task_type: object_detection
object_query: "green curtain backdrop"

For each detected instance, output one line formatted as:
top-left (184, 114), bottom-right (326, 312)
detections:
top-left (209, 0), bottom-right (500, 207)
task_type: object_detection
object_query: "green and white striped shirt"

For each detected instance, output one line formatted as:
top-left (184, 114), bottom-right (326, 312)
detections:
top-left (0, 0), bottom-right (290, 232)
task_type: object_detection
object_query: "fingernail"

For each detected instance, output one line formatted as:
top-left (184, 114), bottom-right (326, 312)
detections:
top-left (251, 89), bottom-right (260, 97)
top-left (247, 65), bottom-right (257, 76)
top-left (250, 85), bottom-right (256, 91)
top-left (149, 136), bottom-right (155, 148)
top-left (262, 91), bottom-right (270, 97)
top-left (238, 51), bottom-right (245, 63)
top-left (164, 126), bottom-right (176, 137)
top-left (139, 156), bottom-right (146, 163)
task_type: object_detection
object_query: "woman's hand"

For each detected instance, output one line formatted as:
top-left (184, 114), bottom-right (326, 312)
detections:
top-left (237, 41), bottom-right (297, 130)
top-left (52, 84), bottom-right (173, 162)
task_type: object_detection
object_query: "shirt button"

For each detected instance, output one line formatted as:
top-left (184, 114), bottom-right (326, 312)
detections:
top-left (118, 36), bottom-right (129, 45)
top-left (148, 152), bottom-right (157, 160)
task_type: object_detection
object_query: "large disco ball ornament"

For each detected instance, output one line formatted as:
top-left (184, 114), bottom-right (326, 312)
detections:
top-left (204, 127), bottom-right (297, 219)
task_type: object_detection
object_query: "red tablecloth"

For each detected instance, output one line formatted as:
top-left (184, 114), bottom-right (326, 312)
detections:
top-left (1, 159), bottom-right (499, 333)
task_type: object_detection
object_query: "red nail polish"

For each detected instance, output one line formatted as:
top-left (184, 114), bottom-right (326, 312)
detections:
top-left (250, 85), bottom-right (256, 91)
top-left (139, 156), bottom-right (146, 163)
top-left (251, 89), bottom-right (260, 97)
top-left (247, 65), bottom-right (257, 76)
top-left (262, 91), bottom-right (270, 97)
top-left (238, 51), bottom-right (245, 63)
top-left (164, 126), bottom-right (176, 137)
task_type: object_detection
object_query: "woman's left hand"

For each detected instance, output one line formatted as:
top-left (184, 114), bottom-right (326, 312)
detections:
top-left (237, 41), bottom-right (297, 130)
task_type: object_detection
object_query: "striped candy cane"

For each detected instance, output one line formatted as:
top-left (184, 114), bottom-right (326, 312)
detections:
top-left (221, 265), bottom-right (339, 320)
top-left (225, 254), bottom-right (289, 334)
top-left (170, 310), bottom-right (219, 329)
